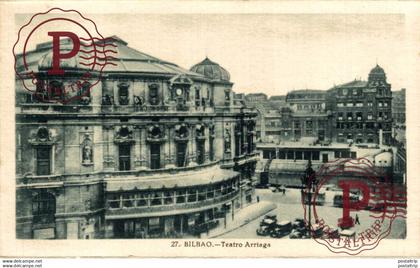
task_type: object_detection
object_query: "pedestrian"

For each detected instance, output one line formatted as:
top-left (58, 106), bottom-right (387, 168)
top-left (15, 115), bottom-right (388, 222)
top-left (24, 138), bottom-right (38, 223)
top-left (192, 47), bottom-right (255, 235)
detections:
top-left (355, 214), bottom-right (360, 225)
top-left (257, 196), bottom-right (260, 203)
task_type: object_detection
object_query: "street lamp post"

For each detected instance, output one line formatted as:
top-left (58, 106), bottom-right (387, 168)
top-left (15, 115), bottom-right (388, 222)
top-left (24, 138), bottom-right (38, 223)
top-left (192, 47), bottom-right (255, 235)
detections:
top-left (301, 159), bottom-right (318, 238)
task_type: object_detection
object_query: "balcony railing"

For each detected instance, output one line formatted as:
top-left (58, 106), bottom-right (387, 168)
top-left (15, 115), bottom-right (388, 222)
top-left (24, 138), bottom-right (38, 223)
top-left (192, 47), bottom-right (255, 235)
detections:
top-left (16, 160), bottom-right (221, 186)
top-left (16, 103), bottom-right (216, 114)
top-left (106, 190), bottom-right (239, 217)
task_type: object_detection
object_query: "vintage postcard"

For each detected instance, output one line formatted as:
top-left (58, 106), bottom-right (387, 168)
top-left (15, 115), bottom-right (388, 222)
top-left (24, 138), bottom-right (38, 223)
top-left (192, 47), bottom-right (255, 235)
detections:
top-left (0, 0), bottom-right (419, 258)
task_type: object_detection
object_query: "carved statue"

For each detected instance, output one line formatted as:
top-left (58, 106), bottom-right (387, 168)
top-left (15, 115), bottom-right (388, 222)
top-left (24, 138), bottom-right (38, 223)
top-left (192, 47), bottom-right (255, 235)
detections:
top-left (224, 128), bottom-right (231, 152)
top-left (82, 143), bottom-right (93, 163)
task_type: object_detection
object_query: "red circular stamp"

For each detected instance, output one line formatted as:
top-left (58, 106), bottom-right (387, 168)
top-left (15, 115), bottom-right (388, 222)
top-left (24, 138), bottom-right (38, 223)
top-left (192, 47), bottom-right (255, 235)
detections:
top-left (13, 8), bottom-right (117, 104)
top-left (301, 157), bottom-right (406, 255)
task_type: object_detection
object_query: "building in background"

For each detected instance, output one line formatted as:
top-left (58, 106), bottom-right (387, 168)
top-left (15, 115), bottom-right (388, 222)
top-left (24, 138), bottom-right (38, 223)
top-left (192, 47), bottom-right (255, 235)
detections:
top-left (284, 89), bottom-right (330, 142)
top-left (15, 37), bottom-right (258, 239)
top-left (392, 88), bottom-right (406, 127)
top-left (328, 65), bottom-right (393, 146)
top-left (245, 64), bottom-right (395, 147)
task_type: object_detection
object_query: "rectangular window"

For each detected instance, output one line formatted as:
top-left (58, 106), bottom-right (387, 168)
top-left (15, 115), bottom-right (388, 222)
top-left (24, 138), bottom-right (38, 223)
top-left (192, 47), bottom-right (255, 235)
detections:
top-left (176, 190), bottom-right (186, 203)
top-left (207, 186), bottom-right (215, 199)
top-left (150, 143), bottom-right (161, 169)
top-left (278, 151), bottom-right (285, 159)
top-left (122, 193), bottom-right (135, 208)
top-left (341, 151), bottom-right (350, 158)
top-left (197, 188), bottom-right (206, 201)
top-left (187, 189), bottom-right (197, 202)
top-left (151, 192), bottom-right (162, 206)
top-left (286, 151), bottom-right (294, 160)
top-left (136, 193), bottom-right (148, 207)
top-left (312, 151), bottom-right (320, 161)
top-left (295, 151), bottom-right (303, 160)
top-left (196, 140), bottom-right (205, 165)
top-left (367, 101), bottom-right (373, 107)
top-left (351, 152), bottom-right (357, 159)
top-left (119, 145), bottom-right (131, 171)
top-left (176, 142), bottom-right (188, 167)
top-left (356, 102), bottom-right (363, 107)
top-left (337, 103), bottom-right (344, 107)
top-left (108, 194), bottom-right (121, 209)
top-left (36, 146), bottom-right (51, 175)
top-left (209, 137), bottom-right (215, 161)
top-left (347, 102), bottom-right (354, 107)
top-left (304, 151), bottom-right (311, 160)
top-left (164, 191), bottom-right (174, 205)
top-left (263, 149), bottom-right (276, 159)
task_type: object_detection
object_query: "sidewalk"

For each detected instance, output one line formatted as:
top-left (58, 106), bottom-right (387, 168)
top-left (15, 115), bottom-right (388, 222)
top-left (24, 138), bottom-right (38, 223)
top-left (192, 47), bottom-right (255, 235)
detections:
top-left (200, 201), bottom-right (277, 238)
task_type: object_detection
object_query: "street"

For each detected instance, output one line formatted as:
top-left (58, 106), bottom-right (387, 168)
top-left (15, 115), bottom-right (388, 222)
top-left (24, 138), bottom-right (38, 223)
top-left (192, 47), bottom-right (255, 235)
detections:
top-left (219, 188), bottom-right (406, 239)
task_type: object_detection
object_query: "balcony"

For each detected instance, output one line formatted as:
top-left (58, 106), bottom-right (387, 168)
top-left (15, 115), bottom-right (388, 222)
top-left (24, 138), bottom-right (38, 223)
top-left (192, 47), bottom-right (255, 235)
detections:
top-left (105, 190), bottom-right (239, 219)
top-left (17, 103), bottom-right (216, 115)
top-left (16, 160), bottom-right (229, 190)
top-left (18, 103), bottom-right (93, 113)
top-left (220, 152), bottom-right (259, 168)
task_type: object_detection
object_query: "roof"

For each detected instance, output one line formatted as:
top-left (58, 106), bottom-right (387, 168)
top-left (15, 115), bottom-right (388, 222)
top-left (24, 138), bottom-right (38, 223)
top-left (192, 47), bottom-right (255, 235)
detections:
top-left (105, 166), bottom-right (239, 192)
top-left (332, 80), bottom-right (368, 89)
top-left (288, 89), bottom-right (325, 94)
top-left (190, 57), bottom-right (231, 82)
top-left (269, 95), bottom-right (286, 101)
top-left (16, 35), bottom-right (205, 79)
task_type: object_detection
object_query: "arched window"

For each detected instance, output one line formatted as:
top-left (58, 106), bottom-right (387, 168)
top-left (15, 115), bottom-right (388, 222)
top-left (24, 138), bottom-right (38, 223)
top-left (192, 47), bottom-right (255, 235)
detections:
top-left (32, 192), bottom-right (56, 224)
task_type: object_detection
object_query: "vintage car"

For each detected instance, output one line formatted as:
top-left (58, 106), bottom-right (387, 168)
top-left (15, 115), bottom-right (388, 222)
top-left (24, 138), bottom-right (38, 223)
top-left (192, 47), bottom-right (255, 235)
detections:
top-left (333, 193), bottom-right (359, 208)
top-left (322, 227), bottom-right (340, 239)
top-left (292, 218), bottom-right (306, 229)
top-left (270, 220), bottom-right (292, 238)
top-left (303, 191), bottom-right (325, 206)
top-left (310, 223), bottom-right (324, 238)
top-left (256, 225), bottom-right (272, 236)
top-left (260, 214), bottom-right (277, 227)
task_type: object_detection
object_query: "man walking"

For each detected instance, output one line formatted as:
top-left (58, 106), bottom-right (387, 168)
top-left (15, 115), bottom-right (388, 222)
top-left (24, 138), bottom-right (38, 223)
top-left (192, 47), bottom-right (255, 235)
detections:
top-left (355, 214), bottom-right (360, 225)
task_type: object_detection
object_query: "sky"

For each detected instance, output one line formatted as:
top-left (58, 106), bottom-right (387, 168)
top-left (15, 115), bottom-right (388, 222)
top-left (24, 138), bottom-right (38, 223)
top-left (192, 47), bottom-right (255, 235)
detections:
top-left (17, 13), bottom-right (412, 96)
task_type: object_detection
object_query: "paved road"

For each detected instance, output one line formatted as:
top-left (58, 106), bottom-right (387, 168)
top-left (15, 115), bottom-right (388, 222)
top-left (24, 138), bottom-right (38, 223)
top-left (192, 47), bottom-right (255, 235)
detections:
top-left (219, 188), bottom-right (406, 239)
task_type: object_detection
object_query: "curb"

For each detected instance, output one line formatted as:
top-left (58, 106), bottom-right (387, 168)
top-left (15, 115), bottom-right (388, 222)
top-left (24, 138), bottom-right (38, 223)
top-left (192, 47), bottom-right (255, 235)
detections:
top-left (209, 202), bottom-right (277, 238)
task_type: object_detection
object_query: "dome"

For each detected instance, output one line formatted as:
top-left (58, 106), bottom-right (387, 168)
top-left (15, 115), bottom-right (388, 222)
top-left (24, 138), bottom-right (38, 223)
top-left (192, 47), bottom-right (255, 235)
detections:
top-left (368, 64), bottom-right (386, 81)
top-left (370, 64), bottom-right (385, 75)
top-left (190, 57), bottom-right (230, 82)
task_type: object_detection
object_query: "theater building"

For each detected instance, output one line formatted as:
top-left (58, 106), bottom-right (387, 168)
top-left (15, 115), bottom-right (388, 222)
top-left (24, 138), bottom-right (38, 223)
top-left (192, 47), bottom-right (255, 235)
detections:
top-left (15, 37), bottom-right (258, 239)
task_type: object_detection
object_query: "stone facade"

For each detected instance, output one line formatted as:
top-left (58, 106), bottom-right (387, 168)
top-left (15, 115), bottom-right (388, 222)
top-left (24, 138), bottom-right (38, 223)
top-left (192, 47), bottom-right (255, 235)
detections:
top-left (15, 37), bottom-right (258, 239)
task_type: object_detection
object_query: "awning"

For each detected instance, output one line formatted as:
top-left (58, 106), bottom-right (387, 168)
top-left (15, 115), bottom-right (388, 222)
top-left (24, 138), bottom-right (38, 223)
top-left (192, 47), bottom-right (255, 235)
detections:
top-left (105, 166), bottom-right (239, 192)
